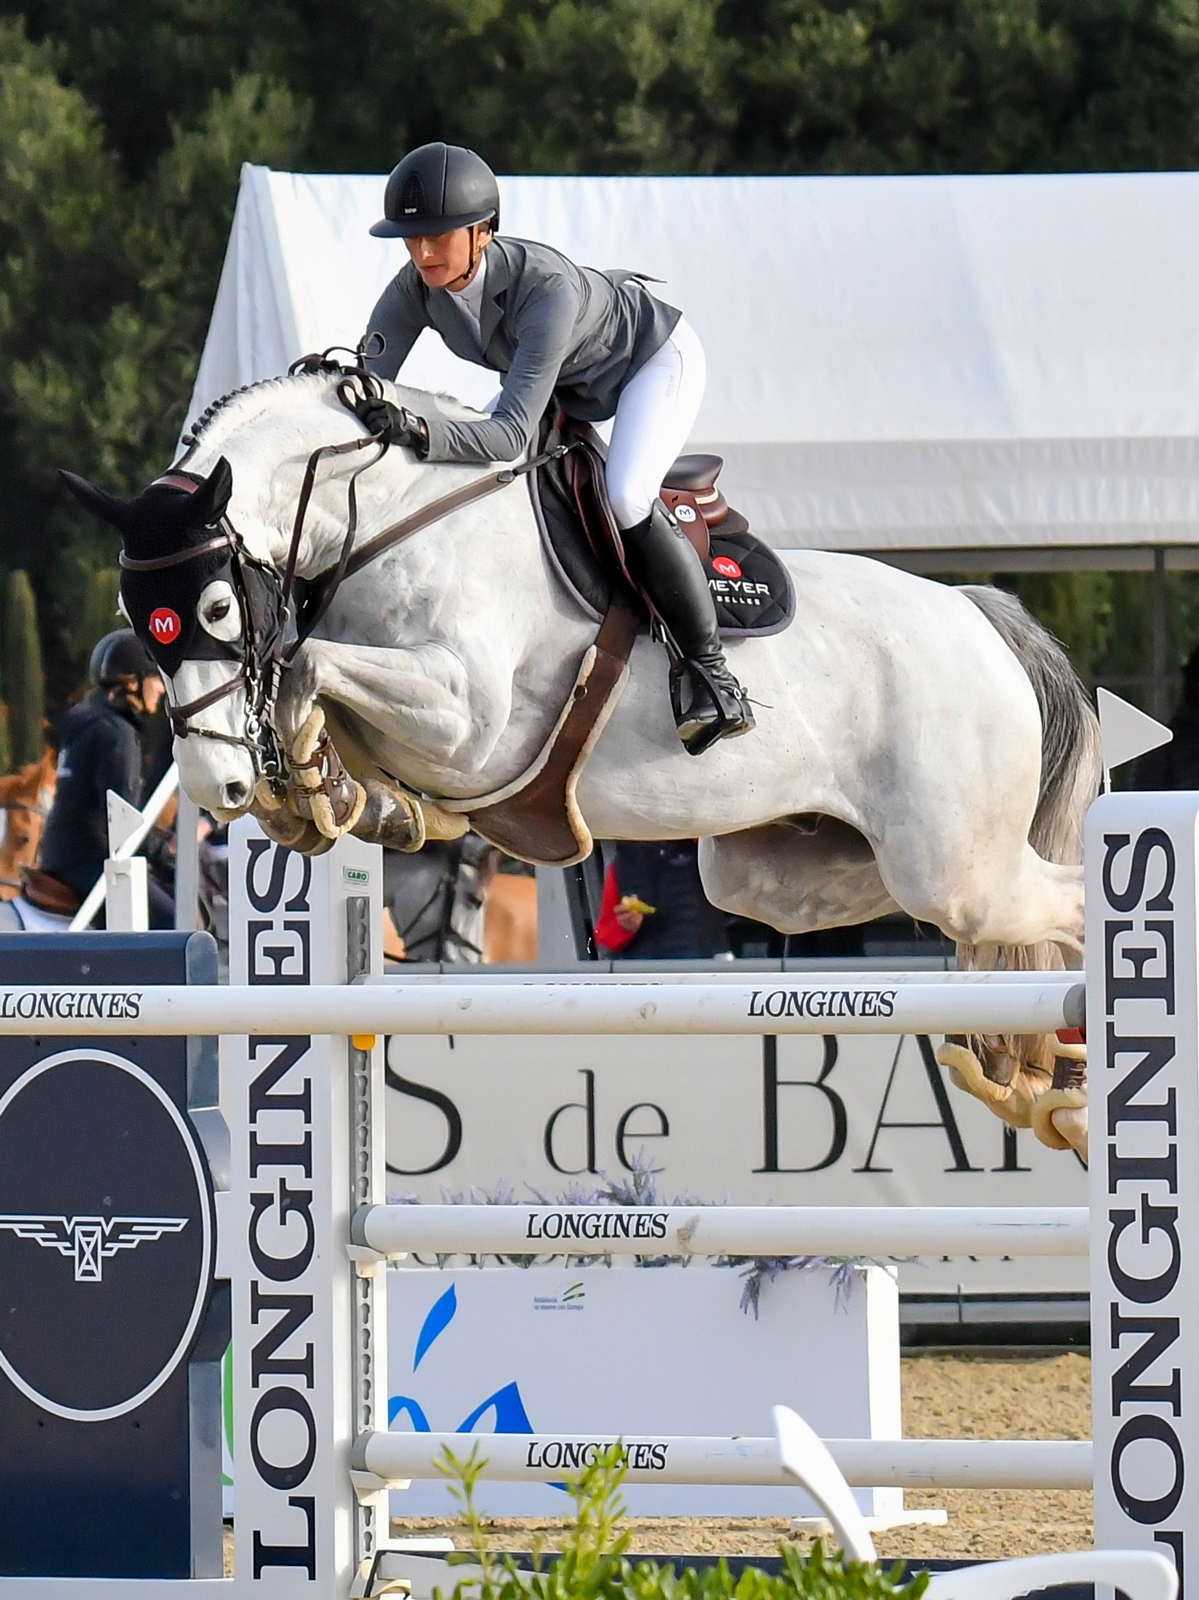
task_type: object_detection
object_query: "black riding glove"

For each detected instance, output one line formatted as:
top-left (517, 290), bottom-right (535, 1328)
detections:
top-left (354, 395), bottom-right (429, 455)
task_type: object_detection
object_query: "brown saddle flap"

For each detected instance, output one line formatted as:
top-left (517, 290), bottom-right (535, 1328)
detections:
top-left (460, 424), bottom-right (750, 867)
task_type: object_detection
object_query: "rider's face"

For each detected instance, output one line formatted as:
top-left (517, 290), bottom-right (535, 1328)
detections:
top-left (405, 226), bottom-right (488, 291)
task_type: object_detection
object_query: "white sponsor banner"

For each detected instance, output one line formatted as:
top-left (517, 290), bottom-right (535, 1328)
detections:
top-left (386, 1264), bottom-right (903, 1519)
top-left (225, 822), bottom-right (386, 1596)
top-left (384, 1030), bottom-right (1088, 1295)
top-left (1088, 793), bottom-right (1196, 1589)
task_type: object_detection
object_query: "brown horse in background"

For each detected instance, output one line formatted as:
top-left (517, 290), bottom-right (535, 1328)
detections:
top-left (0, 750), bottom-right (56, 900)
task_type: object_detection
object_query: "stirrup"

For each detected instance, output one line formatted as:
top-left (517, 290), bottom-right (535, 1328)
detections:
top-left (670, 660), bottom-right (755, 756)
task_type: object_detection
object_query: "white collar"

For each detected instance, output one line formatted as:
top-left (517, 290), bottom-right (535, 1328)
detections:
top-left (448, 253), bottom-right (487, 311)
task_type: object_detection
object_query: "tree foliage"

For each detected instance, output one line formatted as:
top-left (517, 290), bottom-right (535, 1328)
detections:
top-left (4, 0), bottom-right (1199, 699)
top-left (0, 16), bottom-right (305, 699)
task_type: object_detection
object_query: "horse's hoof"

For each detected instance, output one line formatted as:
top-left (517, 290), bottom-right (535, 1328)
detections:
top-left (1031, 1088), bottom-right (1088, 1162)
top-left (251, 804), bottom-right (335, 856)
top-left (936, 1039), bottom-right (1058, 1131)
top-left (936, 1041), bottom-right (1032, 1126)
top-left (1030, 1041), bottom-right (1088, 1160)
top-left (285, 707), bottom-right (366, 838)
top-left (423, 802), bottom-right (470, 843)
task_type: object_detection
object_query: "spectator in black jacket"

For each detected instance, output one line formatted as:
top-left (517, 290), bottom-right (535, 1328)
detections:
top-left (1131, 643), bottom-right (1199, 791)
top-left (594, 840), bottom-right (730, 959)
top-left (34, 630), bottom-right (171, 924)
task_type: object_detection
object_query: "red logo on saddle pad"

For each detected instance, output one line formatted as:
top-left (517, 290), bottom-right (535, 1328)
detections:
top-left (712, 556), bottom-right (742, 579)
top-left (149, 608), bottom-right (181, 644)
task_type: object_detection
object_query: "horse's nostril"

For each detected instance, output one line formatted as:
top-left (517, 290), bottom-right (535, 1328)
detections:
top-left (222, 780), bottom-right (250, 810)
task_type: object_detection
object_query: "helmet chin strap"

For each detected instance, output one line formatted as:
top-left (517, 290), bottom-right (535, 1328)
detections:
top-left (446, 221), bottom-right (491, 292)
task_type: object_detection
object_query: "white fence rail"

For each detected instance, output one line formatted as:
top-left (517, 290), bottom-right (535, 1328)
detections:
top-left (356, 1204), bottom-right (1091, 1259)
top-left (356, 1430), bottom-right (1093, 1492)
top-left (0, 976), bottom-right (1083, 1036)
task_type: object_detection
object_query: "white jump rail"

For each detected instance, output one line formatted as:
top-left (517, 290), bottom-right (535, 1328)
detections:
top-left (0, 974), bottom-right (1083, 1035)
top-left (353, 1203), bottom-right (1090, 1259)
top-left (354, 1431), bottom-right (1094, 1492)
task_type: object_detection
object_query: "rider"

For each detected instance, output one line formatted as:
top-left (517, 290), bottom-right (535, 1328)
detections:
top-left (36, 629), bottom-right (173, 926)
top-left (356, 142), bottom-right (754, 756)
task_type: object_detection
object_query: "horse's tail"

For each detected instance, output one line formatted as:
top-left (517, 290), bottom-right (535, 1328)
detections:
top-left (959, 584), bottom-right (1101, 869)
top-left (954, 586), bottom-right (1100, 988)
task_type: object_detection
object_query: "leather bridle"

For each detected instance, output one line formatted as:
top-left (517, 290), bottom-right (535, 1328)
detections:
top-left (120, 482), bottom-right (291, 779)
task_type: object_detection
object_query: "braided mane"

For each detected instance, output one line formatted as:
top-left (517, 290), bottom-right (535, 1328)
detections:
top-left (179, 368), bottom-right (484, 462)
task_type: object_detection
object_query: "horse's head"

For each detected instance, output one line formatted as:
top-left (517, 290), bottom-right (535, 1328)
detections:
top-left (0, 749), bottom-right (56, 900)
top-left (61, 457), bottom-right (286, 818)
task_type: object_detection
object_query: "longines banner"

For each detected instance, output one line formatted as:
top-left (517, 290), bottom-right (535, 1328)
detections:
top-left (1087, 791), bottom-right (1199, 1585)
top-left (384, 1025), bottom-right (1089, 1297)
top-left (0, 930), bottom-right (223, 1582)
top-left (226, 821), bottom-right (386, 1600)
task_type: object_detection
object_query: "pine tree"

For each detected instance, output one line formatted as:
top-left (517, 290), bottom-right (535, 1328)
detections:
top-left (3, 571), bottom-right (44, 767)
top-left (83, 568), bottom-right (123, 659)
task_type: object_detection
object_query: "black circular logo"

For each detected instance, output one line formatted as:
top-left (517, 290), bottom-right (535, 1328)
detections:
top-left (0, 1050), bottom-right (213, 1421)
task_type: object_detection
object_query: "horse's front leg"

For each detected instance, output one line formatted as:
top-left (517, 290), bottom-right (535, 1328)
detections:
top-left (263, 640), bottom-right (474, 850)
top-left (277, 638), bottom-right (483, 772)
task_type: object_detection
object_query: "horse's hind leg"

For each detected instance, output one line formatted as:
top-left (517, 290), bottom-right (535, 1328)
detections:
top-left (698, 816), bottom-right (899, 932)
top-left (876, 828), bottom-right (1085, 967)
top-left (876, 831), bottom-right (1088, 1159)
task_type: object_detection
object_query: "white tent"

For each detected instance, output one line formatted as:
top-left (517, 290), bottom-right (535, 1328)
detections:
top-left (190, 163), bottom-right (1199, 566)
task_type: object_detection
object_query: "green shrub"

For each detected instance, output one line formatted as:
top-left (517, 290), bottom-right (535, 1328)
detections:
top-left (435, 1445), bottom-right (926, 1600)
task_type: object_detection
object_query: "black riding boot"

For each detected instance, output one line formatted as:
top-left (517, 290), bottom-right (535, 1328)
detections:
top-left (621, 499), bottom-right (755, 755)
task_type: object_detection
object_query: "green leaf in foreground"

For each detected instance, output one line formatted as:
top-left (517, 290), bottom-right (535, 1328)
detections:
top-left (431, 1443), bottom-right (927, 1600)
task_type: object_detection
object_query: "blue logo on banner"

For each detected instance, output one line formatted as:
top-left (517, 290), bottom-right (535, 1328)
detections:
top-left (414, 1285), bottom-right (457, 1371)
top-left (390, 1281), bottom-right (553, 1476)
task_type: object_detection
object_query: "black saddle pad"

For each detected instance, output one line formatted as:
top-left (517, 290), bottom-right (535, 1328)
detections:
top-left (705, 526), bottom-right (795, 636)
top-left (530, 444), bottom-right (795, 639)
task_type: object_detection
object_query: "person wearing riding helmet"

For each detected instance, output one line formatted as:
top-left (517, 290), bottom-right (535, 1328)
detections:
top-left (357, 142), bottom-right (754, 756)
top-left (35, 629), bottom-right (173, 925)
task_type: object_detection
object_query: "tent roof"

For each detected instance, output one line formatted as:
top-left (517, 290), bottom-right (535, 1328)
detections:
top-left (189, 164), bottom-right (1199, 557)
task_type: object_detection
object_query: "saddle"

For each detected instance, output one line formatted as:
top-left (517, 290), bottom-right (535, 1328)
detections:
top-left (460, 416), bottom-right (794, 868)
top-left (534, 417), bottom-right (795, 638)
top-left (20, 867), bottom-right (82, 916)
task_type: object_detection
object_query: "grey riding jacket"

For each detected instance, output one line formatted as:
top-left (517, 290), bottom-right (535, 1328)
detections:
top-left (362, 236), bottom-right (680, 465)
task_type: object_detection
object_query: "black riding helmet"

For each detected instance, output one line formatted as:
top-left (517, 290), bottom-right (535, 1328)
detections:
top-left (370, 142), bottom-right (499, 239)
top-left (90, 629), bottom-right (158, 688)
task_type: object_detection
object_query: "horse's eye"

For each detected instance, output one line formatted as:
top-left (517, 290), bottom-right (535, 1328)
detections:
top-left (196, 579), bottom-right (241, 642)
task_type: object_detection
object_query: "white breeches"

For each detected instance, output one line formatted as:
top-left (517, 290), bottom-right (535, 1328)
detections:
top-left (605, 316), bottom-right (707, 528)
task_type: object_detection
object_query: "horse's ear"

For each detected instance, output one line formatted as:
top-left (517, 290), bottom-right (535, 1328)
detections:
top-left (59, 470), bottom-right (133, 533)
top-left (190, 457), bottom-right (233, 527)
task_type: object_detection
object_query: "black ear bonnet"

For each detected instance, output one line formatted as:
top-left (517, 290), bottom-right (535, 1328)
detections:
top-left (60, 458), bottom-right (285, 679)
